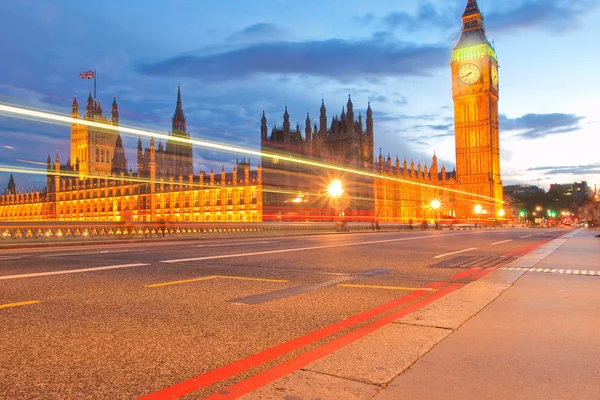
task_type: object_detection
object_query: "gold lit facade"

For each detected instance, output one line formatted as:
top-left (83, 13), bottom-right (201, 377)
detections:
top-left (0, 89), bottom-right (263, 223)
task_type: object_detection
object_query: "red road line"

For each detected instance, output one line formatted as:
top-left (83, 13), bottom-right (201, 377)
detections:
top-left (502, 236), bottom-right (557, 258)
top-left (139, 281), bottom-right (447, 400)
top-left (450, 267), bottom-right (481, 280)
top-left (204, 282), bottom-right (465, 400)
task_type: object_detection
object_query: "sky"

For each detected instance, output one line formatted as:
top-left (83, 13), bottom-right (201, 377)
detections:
top-left (1, 0), bottom-right (599, 193)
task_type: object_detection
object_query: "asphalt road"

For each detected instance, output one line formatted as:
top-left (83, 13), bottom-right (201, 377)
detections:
top-left (0, 228), bottom-right (566, 399)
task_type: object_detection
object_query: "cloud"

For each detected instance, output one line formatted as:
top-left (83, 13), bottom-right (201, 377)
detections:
top-left (418, 123), bottom-right (453, 132)
top-left (136, 39), bottom-right (448, 82)
top-left (382, 2), bottom-right (457, 32)
top-left (226, 23), bottom-right (291, 43)
top-left (526, 163), bottom-right (600, 175)
top-left (500, 113), bottom-right (585, 139)
top-left (486, 0), bottom-right (600, 33)
top-left (360, 0), bottom-right (599, 37)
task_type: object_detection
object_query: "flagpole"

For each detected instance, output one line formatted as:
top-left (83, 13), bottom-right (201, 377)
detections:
top-left (93, 68), bottom-right (97, 100)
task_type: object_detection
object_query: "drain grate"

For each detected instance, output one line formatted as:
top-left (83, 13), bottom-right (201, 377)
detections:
top-left (429, 255), bottom-right (516, 269)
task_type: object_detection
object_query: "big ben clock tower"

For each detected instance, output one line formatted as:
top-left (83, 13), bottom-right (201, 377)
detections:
top-left (452, 0), bottom-right (503, 219)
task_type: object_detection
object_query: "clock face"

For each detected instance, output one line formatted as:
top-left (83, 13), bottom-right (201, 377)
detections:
top-left (491, 64), bottom-right (499, 87)
top-left (459, 63), bottom-right (480, 85)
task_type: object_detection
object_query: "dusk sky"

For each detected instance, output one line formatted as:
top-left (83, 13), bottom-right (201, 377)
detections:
top-left (1, 0), bottom-right (599, 192)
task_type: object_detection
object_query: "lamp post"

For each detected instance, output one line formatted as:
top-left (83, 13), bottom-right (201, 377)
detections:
top-left (328, 179), bottom-right (344, 230)
top-left (497, 209), bottom-right (505, 227)
top-left (431, 200), bottom-right (441, 229)
top-left (474, 204), bottom-right (482, 224)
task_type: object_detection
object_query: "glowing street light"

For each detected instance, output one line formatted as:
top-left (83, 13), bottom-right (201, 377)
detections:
top-left (328, 179), bottom-right (344, 225)
top-left (327, 179), bottom-right (343, 198)
top-left (431, 200), bottom-right (441, 229)
top-left (473, 204), bottom-right (482, 223)
top-left (498, 209), bottom-right (505, 218)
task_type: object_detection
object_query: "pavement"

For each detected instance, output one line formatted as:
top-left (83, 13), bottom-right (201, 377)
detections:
top-left (242, 228), bottom-right (600, 400)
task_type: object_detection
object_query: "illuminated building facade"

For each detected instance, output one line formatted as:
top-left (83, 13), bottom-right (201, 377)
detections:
top-left (0, 89), bottom-right (262, 223)
top-left (70, 92), bottom-right (125, 178)
top-left (261, 0), bottom-right (501, 222)
top-left (260, 99), bottom-right (460, 222)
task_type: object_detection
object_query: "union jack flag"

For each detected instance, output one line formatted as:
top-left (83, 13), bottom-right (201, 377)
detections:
top-left (79, 70), bottom-right (95, 79)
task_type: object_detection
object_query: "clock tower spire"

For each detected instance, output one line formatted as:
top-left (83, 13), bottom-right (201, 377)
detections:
top-left (451, 0), bottom-right (503, 219)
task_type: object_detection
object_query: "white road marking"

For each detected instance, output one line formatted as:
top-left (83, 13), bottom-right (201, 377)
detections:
top-left (502, 267), bottom-right (600, 277)
top-left (0, 256), bottom-right (23, 261)
top-left (40, 249), bottom-right (145, 258)
top-left (491, 240), bottom-right (513, 246)
top-left (0, 263), bottom-right (149, 281)
top-left (160, 232), bottom-right (475, 264)
top-left (433, 248), bottom-right (477, 259)
top-left (520, 235), bottom-right (532, 238)
top-left (194, 241), bottom-right (273, 248)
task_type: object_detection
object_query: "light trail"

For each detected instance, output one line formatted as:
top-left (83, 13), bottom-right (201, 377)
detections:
top-left (17, 159), bottom-right (47, 166)
top-left (0, 102), bottom-right (503, 206)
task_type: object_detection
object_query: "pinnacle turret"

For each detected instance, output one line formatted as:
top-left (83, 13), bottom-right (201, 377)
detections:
top-left (172, 85), bottom-right (186, 134)
top-left (111, 96), bottom-right (119, 125)
top-left (463, 0), bottom-right (481, 17)
top-left (261, 110), bottom-right (268, 140)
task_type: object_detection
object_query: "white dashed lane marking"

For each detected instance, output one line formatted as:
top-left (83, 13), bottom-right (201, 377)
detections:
top-left (502, 267), bottom-right (599, 276)
top-left (0, 263), bottom-right (150, 280)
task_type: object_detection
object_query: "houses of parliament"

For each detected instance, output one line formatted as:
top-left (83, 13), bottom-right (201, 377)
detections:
top-left (0, 87), bottom-right (263, 223)
top-left (0, 0), bottom-right (504, 224)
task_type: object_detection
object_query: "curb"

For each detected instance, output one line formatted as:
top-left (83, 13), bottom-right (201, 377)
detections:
top-left (241, 230), bottom-right (576, 399)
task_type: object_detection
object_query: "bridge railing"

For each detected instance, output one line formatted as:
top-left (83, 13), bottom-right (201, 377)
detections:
top-left (0, 220), bottom-right (511, 241)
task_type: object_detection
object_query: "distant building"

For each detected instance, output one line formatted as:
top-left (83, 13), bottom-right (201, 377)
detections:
top-left (549, 181), bottom-right (591, 205)
top-left (503, 184), bottom-right (544, 196)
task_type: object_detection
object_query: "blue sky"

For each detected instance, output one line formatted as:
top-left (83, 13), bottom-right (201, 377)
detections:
top-left (1, 0), bottom-right (599, 192)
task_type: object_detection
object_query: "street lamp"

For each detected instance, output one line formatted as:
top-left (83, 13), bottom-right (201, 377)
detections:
top-left (327, 179), bottom-right (343, 198)
top-left (474, 204), bottom-right (482, 221)
top-left (431, 200), bottom-right (441, 229)
top-left (327, 179), bottom-right (344, 224)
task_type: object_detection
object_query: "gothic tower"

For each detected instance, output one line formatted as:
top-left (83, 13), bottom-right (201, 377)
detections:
top-left (364, 102), bottom-right (374, 168)
top-left (70, 92), bottom-right (120, 179)
top-left (166, 86), bottom-right (194, 176)
top-left (451, 0), bottom-right (503, 218)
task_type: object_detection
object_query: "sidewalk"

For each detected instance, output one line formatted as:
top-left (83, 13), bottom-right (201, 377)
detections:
top-left (374, 228), bottom-right (600, 400)
top-left (243, 228), bottom-right (600, 400)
